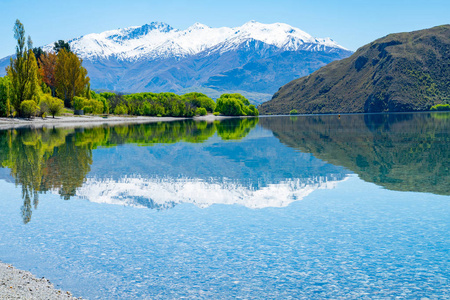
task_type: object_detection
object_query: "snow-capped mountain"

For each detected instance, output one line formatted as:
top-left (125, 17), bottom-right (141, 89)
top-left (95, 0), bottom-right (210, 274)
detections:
top-left (2, 21), bottom-right (353, 104)
top-left (45, 21), bottom-right (347, 61)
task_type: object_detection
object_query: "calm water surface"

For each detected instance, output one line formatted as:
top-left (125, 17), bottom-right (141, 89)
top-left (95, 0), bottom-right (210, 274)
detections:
top-left (0, 113), bottom-right (449, 299)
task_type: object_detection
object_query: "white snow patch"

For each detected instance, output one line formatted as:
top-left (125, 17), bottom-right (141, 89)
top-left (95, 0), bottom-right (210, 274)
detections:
top-left (43, 21), bottom-right (348, 61)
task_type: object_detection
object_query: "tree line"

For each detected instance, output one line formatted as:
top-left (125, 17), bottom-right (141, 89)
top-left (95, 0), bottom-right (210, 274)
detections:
top-left (0, 19), bottom-right (258, 119)
top-left (0, 20), bottom-right (89, 118)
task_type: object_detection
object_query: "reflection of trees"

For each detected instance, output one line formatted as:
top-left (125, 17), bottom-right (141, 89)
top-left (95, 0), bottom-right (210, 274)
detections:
top-left (0, 128), bottom-right (91, 223)
top-left (42, 134), bottom-right (94, 200)
top-left (215, 118), bottom-right (259, 140)
top-left (260, 113), bottom-right (449, 195)
top-left (0, 118), bottom-right (259, 223)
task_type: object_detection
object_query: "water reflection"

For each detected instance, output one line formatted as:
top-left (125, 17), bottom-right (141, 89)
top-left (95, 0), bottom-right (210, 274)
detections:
top-left (260, 112), bottom-right (450, 195)
top-left (77, 176), bottom-right (346, 210)
top-left (0, 114), bottom-right (448, 299)
top-left (1, 118), bottom-right (347, 223)
top-left (2, 112), bottom-right (447, 224)
top-left (0, 119), bottom-right (262, 223)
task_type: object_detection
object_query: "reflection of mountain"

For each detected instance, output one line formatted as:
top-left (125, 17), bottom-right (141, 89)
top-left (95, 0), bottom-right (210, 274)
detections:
top-left (88, 131), bottom-right (347, 188)
top-left (259, 113), bottom-right (450, 195)
top-left (0, 117), bottom-right (351, 220)
top-left (80, 122), bottom-right (349, 209)
top-left (77, 176), bottom-right (348, 210)
top-left (0, 119), bottom-right (260, 223)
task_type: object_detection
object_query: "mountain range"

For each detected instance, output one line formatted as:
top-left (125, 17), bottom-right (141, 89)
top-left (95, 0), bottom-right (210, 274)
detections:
top-left (259, 25), bottom-right (450, 113)
top-left (0, 21), bottom-right (352, 104)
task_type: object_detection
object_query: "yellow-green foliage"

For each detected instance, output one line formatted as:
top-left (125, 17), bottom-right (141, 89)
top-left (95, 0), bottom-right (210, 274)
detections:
top-left (40, 94), bottom-right (64, 118)
top-left (195, 107), bottom-right (207, 116)
top-left (73, 96), bottom-right (103, 114)
top-left (90, 91), bottom-right (110, 114)
top-left (182, 92), bottom-right (216, 112)
top-left (114, 103), bottom-right (128, 115)
top-left (430, 104), bottom-right (450, 111)
top-left (20, 100), bottom-right (38, 118)
top-left (107, 92), bottom-right (216, 117)
top-left (215, 94), bottom-right (259, 116)
top-left (0, 76), bottom-right (11, 117)
top-left (7, 20), bottom-right (41, 116)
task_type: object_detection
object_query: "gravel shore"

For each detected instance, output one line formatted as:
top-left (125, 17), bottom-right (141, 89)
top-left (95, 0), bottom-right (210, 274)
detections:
top-left (0, 262), bottom-right (82, 299)
top-left (0, 114), bottom-right (236, 130)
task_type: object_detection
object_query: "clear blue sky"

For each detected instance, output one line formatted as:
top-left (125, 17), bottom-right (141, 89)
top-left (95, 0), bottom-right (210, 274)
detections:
top-left (0, 0), bottom-right (449, 58)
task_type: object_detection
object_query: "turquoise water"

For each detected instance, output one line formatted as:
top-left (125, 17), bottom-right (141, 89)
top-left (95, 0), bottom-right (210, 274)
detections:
top-left (0, 113), bottom-right (448, 299)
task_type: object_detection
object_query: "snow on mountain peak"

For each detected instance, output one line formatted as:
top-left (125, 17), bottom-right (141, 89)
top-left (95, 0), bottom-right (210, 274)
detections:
top-left (188, 22), bottom-right (210, 31)
top-left (60, 21), bottom-right (347, 61)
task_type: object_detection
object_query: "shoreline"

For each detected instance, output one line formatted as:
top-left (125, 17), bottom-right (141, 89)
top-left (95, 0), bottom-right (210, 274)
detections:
top-left (0, 114), bottom-right (238, 130)
top-left (0, 111), bottom-right (442, 131)
top-left (0, 261), bottom-right (82, 299)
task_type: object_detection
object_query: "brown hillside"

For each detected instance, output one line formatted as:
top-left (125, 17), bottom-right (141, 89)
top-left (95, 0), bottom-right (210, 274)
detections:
top-left (259, 25), bottom-right (450, 114)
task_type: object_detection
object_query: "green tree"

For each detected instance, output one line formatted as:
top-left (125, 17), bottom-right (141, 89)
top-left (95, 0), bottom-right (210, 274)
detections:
top-left (195, 107), bottom-right (207, 116)
top-left (0, 76), bottom-right (11, 117)
top-left (7, 20), bottom-right (40, 116)
top-left (32, 47), bottom-right (45, 67)
top-left (182, 92), bottom-right (216, 112)
top-left (114, 103), bottom-right (128, 115)
top-left (215, 95), bottom-right (245, 116)
top-left (20, 100), bottom-right (38, 118)
top-left (53, 40), bottom-right (71, 53)
top-left (48, 98), bottom-right (64, 118)
top-left (40, 94), bottom-right (64, 118)
top-left (215, 94), bottom-right (258, 116)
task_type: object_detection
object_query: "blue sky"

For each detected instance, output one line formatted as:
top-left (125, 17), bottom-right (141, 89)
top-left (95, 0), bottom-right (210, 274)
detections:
top-left (0, 0), bottom-right (449, 58)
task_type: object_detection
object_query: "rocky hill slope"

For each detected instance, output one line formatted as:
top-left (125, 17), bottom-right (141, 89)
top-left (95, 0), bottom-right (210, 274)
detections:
top-left (259, 25), bottom-right (450, 114)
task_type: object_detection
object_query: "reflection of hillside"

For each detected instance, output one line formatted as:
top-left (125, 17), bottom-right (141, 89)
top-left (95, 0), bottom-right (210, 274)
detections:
top-left (0, 119), bottom-right (259, 223)
top-left (259, 113), bottom-right (450, 195)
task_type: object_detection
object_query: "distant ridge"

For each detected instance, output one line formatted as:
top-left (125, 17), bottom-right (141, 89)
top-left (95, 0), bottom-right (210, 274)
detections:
top-left (259, 25), bottom-right (450, 113)
top-left (49, 21), bottom-right (348, 61)
top-left (0, 21), bottom-right (352, 104)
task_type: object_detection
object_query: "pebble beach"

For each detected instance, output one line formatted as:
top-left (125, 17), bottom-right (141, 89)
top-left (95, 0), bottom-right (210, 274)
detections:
top-left (0, 262), bottom-right (82, 299)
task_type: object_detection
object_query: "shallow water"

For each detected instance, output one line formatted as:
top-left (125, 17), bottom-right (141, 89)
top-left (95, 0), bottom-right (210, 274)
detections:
top-left (0, 113), bottom-right (448, 299)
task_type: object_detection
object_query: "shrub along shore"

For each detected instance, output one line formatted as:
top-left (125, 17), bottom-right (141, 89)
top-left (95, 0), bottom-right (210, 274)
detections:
top-left (0, 19), bottom-right (259, 121)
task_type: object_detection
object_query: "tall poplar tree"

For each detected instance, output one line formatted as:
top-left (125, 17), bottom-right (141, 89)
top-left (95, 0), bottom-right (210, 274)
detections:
top-left (7, 19), bottom-right (40, 115)
top-left (55, 49), bottom-right (89, 107)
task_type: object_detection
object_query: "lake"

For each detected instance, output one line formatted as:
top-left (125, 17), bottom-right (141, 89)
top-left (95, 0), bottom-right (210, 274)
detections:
top-left (0, 113), bottom-right (449, 299)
